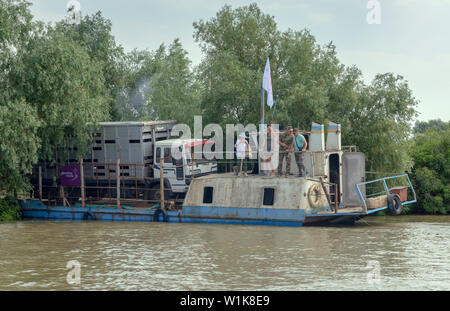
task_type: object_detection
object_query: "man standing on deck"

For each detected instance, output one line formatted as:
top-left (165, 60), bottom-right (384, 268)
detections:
top-left (235, 133), bottom-right (249, 177)
top-left (278, 126), bottom-right (294, 176)
top-left (293, 128), bottom-right (308, 177)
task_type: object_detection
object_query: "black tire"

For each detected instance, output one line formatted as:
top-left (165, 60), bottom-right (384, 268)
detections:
top-left (83, 211), bottom-right (96, 221)
top-left (153, 208), bottom-right (168, 223)
top-left (146, 184), bottom-right (171, 202)
top-left (387, 194), bottom-right (402, 216)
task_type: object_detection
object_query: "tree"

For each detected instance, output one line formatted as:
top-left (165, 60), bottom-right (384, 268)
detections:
top-left (194, 3), bottom-right (279, 126)
top-left (54, 11), bottom-right (126, 120)
top-left (0, 0), bottom-right (41, 195)
top-left (0, 0), bottom-right (34, 64)
top-left (193, 3), bottom-right (418, 175)
top-left (0, 100), bottom-right (40, 194)
top-left (10, 31), bottom-right (109, 164)
top-left (115, 47), bottom-right (165, 120)
top-left (344, 73), bottom-right (418, 173)
top-left (193, 3), bottom-right (279, 71)
top-left (274, 30), bottom-right (345, 128)
top-left (414, 119), bottom-right (450, 134)
top-left (408, 129), bottom-right (450, 214)
top-left (147, 39), bottom-right (201, 126)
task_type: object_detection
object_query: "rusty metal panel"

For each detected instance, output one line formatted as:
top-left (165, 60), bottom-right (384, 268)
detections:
top-left (342, 152), bottom-right (365, 207)
top-left (313, 153), bottom-right (326, 176)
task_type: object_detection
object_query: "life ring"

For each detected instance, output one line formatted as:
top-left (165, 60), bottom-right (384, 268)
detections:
top-left (308, 184), bottom-right (322, 208)
top-left (387, 194), bottom-right (402, 216)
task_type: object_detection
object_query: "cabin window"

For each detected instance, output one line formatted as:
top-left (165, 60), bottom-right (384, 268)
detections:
top-left (263, 188), bottom-right (275, 206)
top-left (164, 148), bottom-right (172, 164)
top-left (203, 187), bottom-right (214, 204)
top-left (155, 147), bottom-right (161, 164)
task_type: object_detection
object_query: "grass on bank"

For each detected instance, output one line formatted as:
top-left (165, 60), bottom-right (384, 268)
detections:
top-left (0, 196), bottom-right (22, 222)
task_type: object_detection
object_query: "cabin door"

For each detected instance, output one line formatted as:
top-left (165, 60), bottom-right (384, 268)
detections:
top-left (342, 152), bottom-right (366, 207)
top-left (329, 153), bottom-right (341, 204)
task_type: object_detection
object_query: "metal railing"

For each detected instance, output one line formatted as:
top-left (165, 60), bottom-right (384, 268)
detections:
top-left (356, 174), bottom-right (417, 214)
top-left (31, 158), bottom-right (210, 211)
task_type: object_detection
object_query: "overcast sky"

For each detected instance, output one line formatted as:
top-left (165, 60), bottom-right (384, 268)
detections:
top-left (29, 0), bottom-right (450, 122)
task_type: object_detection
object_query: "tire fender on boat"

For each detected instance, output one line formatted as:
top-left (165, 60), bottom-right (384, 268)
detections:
top-left (308, 184), bottom-right (322, 208)
top-left (153, 208), bottom-right (168, 222)
top-left (83, 211), bottom-right (96, 220)
top-left (387, 194), bottom-right (402, 215)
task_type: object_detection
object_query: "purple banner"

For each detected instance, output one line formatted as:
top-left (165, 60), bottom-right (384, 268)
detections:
top-left (61, 165), bottom-right (81, 187)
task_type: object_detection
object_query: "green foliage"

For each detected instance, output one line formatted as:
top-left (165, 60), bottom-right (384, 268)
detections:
top-left (0, 0), bottom-right (40, 194)
top-left (0, 1), bottom-right (110, 195)
top-left (0, 196), bottom-right (21, 222)
top-left (408, 130), bottom-right (450, 214)
top-left (193, 3), bottom-right (279, 71)
top-left (343, 73), bottom-right (417, 172)
top-left (10, 31), bottom-right (109, 163)
top-left (413, 119), bottom-right (450, 134)
top-left (0, 0), bottom-right (34, 58)
top-left (54, 12), bottom-right (127, 120)
top-left (115, 48), bottom-right (163, 120)
top-left (0, 100), bottom-right (40, 193)
top-left (193, 3), bottom-right (418, 174)
top-left (148, 39), bottom-right (201, 126)
top-left (194, 3), bottom-right (278, 126)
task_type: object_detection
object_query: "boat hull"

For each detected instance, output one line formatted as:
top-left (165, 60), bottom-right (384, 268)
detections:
top-left (18, 200), bottom-right (380, 226)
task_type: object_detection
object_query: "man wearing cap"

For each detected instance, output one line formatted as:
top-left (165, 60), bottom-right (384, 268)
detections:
top-left (278, 126), bottom-right (294, 176)
top-left (293, 128), bottom-right (308, 177)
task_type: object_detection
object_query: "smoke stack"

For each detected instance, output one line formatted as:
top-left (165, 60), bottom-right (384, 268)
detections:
top-left (326, 122), bottom-right (341, 151)
top-left (310, 123), bottom-right (325, 152)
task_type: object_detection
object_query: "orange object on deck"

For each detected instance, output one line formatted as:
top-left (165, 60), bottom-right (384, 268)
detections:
top-left (390, 186), bottom-right (408, 202)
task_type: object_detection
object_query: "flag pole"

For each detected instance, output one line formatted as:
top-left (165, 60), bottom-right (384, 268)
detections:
top-left (259, 87), bottom-right (264, 175)
top-left (261, 88), bottom-right (265, 126)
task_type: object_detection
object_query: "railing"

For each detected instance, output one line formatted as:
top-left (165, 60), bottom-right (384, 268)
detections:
top-left (355, 174), bottom-right (417, 214)
top-left (31, 159), bottom-right (210, 211)
top-left (308, 177), bottom-right (340, 213)
top-left (342, 145), bottom-right (358, 153)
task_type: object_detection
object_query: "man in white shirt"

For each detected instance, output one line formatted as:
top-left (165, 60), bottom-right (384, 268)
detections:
top-left (235, 133), bottom-right (249, 177)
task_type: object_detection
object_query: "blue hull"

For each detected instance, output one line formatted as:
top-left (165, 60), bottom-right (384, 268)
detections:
top-left (18, 200), bottom-right (379, 227)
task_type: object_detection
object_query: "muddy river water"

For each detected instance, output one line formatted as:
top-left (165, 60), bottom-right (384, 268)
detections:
top-left (0, 215), bottom-right (449, 290)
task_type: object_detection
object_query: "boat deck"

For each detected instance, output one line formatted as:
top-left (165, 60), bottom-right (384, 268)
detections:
top-left (315, 207), bottom-right (364, 215)
top-left (200, 173), bottom-right (311, 179)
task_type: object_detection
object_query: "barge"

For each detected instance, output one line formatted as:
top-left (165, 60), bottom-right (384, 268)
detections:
top-left (20, 122), bottom-right (417, 226)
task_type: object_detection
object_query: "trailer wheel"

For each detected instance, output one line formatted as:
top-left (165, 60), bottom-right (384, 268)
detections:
top-left (387, 194), bottom-right (402, 216)
top-left (150, 184), bottom-right (171, 202)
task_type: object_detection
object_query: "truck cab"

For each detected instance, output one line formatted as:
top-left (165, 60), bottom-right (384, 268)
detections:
top-left (153, 139), bottom-right (218, 194)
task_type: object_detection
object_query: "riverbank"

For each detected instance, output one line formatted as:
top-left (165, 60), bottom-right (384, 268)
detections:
top-left (0, 197), bottom-right (22, 222)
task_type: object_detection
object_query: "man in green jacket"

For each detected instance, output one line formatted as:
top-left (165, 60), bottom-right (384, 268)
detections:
top-left (278, 126), bottom-right (294, 176)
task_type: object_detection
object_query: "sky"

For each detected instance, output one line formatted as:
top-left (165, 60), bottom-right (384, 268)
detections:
top-left (28, 0), bottom-right (450, 122)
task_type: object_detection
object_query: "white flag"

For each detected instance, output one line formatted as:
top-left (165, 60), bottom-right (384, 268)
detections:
top-left (262, 58), bottom-right (274, 108)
